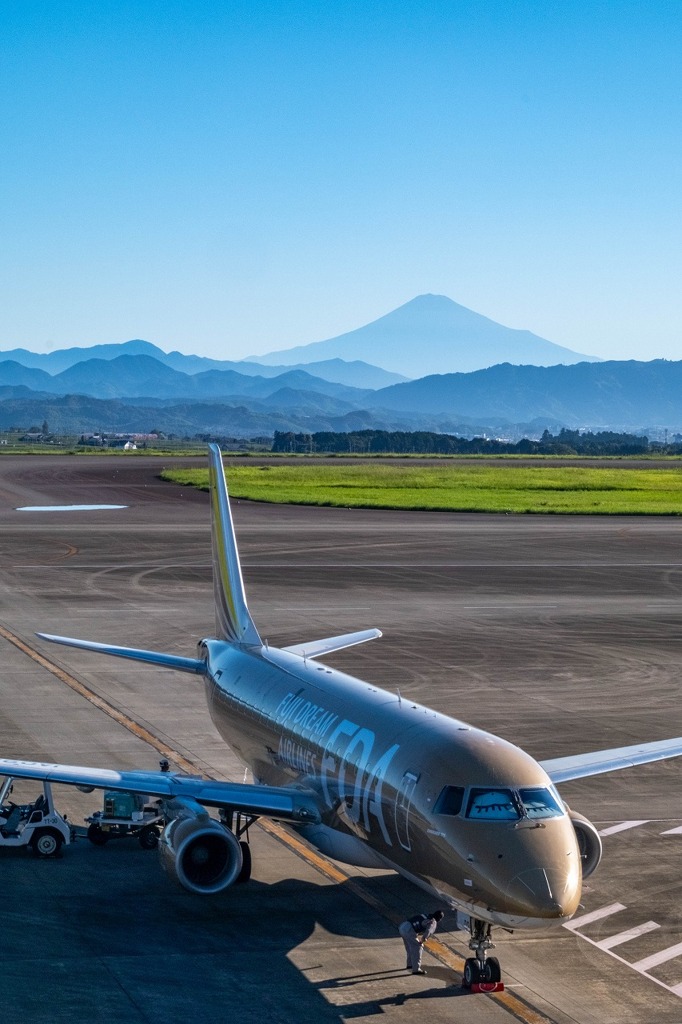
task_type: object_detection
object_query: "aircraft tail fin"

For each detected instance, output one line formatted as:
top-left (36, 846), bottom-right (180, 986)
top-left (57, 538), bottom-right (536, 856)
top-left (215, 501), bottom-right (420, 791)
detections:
top-left (208, 443), bottom-right (262, 646)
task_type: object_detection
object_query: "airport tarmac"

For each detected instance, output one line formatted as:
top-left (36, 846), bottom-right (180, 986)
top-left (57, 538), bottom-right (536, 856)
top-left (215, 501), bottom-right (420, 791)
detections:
top-left (1, 453), bottom-right (682, 1024)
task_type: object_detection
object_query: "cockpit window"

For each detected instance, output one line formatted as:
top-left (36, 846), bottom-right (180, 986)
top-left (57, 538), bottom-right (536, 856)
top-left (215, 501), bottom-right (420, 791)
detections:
top-left (434, 786), bottom-right (464, 816)
top-left (466, 788), bottom-right (520, 820)
top-left (518, 787), bottom-right (563, 819)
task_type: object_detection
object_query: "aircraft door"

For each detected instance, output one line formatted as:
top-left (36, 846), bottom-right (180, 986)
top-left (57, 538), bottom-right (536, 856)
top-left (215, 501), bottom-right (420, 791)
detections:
top-left (395, 771), bottom-right (419, 851)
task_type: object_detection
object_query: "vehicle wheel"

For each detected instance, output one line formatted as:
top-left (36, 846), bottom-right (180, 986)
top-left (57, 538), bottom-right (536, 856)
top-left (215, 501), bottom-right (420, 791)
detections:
top-left (32, 828), bottom-right (63, 857)
top-left (138, 825), bottom-right (160, 850)
top-left (87, 823), bottom-right (108, 846)
top-left (463, 958), bottom-right (480, 988)
top-left (483, 957), bottom-right (501, 983)
top-left (236, 840), bottom-right (252, 884)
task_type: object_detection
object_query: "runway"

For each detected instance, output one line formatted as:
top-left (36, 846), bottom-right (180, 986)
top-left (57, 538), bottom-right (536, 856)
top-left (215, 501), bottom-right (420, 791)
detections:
top-left (1, 454), bottom-right (681, 1023)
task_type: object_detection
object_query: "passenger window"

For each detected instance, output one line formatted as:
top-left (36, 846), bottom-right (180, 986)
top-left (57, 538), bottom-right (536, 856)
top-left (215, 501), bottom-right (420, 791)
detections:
top-left (434, 786), bottom-right (464, 816)
top-left (466, 788), bottom-right (519, 820)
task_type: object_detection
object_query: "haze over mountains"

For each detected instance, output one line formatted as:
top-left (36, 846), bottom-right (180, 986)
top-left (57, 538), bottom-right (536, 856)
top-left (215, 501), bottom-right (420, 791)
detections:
top-left (0, 353), bottom-right (377, 404)
top-left (0, 294), bottom-right (679, 438)
top-left (253, 294), bottom-right (598, 376)
top-left (0, 339), bottom-right (405, 390)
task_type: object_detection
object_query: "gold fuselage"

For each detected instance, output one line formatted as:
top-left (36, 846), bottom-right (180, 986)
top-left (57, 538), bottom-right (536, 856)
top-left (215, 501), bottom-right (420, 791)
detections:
top-left (204, 640), bottom-right (582, 928)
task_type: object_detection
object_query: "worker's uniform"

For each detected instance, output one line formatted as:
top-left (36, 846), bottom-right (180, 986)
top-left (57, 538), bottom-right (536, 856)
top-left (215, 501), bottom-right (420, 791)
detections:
top-left (399, 914), bottom-right (437, 971)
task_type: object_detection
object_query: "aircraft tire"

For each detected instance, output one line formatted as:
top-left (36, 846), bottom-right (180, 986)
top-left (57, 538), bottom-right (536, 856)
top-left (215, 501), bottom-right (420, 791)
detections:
top-left (236, 841), bottom-right (252, 884)
top-left (484, 957), bottom-right (501, 983)
top-left (463, 958), bottom-right (480, 988)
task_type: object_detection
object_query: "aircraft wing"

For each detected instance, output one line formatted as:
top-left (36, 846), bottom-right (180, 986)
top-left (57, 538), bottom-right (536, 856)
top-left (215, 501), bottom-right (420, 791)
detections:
top-left (541, 737), bottom-right (682, 784)
top-left (283, 628), bottom-right (382, 659)
top-left (0, 758), bottom-right (320, 824)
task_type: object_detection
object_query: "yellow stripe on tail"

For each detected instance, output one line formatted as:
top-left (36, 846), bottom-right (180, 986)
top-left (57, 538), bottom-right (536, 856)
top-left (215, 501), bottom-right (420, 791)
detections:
top-left (208, 444), bottom-right (262, 645)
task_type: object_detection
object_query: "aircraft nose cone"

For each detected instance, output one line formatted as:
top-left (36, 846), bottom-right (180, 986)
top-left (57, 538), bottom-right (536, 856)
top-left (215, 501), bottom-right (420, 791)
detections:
top-left (505, 865), bottom-right (580, 919)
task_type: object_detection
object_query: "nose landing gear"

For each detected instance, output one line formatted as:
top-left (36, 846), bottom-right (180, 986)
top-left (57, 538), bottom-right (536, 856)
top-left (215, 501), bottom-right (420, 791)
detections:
top-left (462, 919), bottom-right (503, 989)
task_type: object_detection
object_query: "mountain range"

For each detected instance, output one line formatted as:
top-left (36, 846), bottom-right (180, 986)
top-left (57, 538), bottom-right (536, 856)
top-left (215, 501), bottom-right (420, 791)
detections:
top-left (0, 294), bottom-right (679, 438)
top-left (0, 338), bottom-right (405, 390)
top-left (0, 353), bottom-right (680, 437)
top-left (373, 360), bottom-right (682, 429)
top-left (0, 354), bottom-right (375, 405)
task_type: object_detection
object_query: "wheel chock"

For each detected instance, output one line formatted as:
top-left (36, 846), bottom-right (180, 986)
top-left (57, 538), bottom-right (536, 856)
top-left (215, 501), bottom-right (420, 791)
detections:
top-left (470, 981), bottom-right (505, 993)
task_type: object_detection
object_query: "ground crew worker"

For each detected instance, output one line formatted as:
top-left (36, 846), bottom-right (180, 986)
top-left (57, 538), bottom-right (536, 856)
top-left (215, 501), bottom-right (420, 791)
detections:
top-left (398, 910), bottom-right (445, 974)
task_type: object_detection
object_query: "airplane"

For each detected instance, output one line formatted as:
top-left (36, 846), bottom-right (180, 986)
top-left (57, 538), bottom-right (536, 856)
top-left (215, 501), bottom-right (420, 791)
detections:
top-left (2, 442), bottom-right (682, 988)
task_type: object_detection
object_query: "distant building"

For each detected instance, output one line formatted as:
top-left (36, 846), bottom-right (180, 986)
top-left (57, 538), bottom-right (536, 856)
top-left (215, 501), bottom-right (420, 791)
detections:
top-left (79, 432), bottom-right (156, 448)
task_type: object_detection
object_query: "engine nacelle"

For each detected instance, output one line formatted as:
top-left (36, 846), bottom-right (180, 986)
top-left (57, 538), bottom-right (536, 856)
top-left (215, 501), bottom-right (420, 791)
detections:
top-left (159, 812), bottom-right (243, 894)
top-left (568, 809), bottom-right (603, 878)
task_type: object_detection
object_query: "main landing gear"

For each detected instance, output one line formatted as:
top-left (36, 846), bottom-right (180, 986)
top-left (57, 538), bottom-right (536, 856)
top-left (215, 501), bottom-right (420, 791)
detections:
top-left (219, 808), bottom-right (253, 885)
top-left (462, 919), bottom-right (502, 988)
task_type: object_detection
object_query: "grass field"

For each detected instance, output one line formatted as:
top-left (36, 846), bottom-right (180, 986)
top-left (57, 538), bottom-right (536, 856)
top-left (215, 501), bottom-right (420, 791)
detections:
top-left (161, 462), bottom-right (682, 515)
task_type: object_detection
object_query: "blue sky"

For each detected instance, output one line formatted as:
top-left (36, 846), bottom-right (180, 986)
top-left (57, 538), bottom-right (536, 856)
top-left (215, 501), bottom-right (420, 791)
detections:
top-left (1, 1), bottom-right (681, 362)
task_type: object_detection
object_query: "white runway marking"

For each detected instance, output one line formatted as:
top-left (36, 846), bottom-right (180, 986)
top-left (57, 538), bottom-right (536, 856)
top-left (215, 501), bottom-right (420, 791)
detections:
top-left (566, 904), bottom-right (682, 1000)
top-left (16, 504), bottom-right (128, 511)
top-left (631, 941), bottom-right (682, 973)
top-left (661, 824), bottom-right (682, 835)
top-left (598, 819), bottom-right (649, 836)
top-left (595, 920), bottom-right (660, 950)
top-left (564, 902), bottom-right (626, 930)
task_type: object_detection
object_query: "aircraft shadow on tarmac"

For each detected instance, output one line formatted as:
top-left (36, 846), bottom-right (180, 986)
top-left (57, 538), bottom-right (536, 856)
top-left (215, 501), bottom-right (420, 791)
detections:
top-left (3, 841), bottom-right (468, 1022)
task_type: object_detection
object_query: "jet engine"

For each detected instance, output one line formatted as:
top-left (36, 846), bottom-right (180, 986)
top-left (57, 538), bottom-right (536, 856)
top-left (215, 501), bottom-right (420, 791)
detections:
top-left (567, 809), bottom-right (602, 878)
top-left (159, 811), bottom-right (243, 894)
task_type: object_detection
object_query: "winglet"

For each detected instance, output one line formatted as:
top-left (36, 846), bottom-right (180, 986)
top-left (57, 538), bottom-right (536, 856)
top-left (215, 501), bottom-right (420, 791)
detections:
top-left (208, 444), bottom-right (262, 645)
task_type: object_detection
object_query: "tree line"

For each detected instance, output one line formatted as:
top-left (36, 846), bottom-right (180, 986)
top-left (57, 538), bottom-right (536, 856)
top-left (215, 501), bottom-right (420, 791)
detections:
top-left (271, 428), bottom-right (677, 456)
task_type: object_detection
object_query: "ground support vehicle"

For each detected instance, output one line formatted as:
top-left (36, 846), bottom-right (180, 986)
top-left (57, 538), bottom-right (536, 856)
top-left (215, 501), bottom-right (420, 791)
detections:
top-left (0, 776), bottom-right (73, 856)
top-left (85, 790), bottom-right (164, 849)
